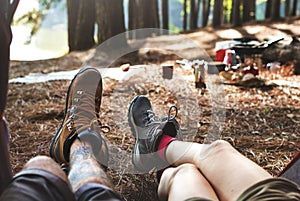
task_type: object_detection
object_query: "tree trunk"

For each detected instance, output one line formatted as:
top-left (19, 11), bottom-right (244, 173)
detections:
top-left (141, 0), bottom-right (159, 37)
top-left (183, 0), bottom-right (187, 31)
top-left (249, 0), bottom-right (256, 21)
top-left (96, 0), bottom-right (127, 48)
top-left (162, 0), bottom-right (169, 30)
top-left (195, 0), bottom-right (201, 26)
top-left (232, 0), bottom-right (241, 27)
top-left (291, 0), bottom-right (298, 16)
top-left (128, 0), bottom-right (160, 39)
top-left (196, 0), bottom-right (201, 15)
top-left (109, 0), bottom-right (126, 39)
top-left (270, 0), bottom-right (281, 21)
top-left (213, 0), bottom-right (223, 27)
top-left (265, 0), bottom-right (272, 19)
top-left (150, 0), bottom-right (160, 29)
top-left (202, 0), bottom-right (211, 27)
top-left (0, 0), bottom-right (10, 117)
top-left (243, 0), bottom-right (255, 22)
top-left (96, 0), bottom-right (108, 44)
top-left (0, 0), bottom-right (9, 19)
top-left (128, 0), bottom-right (136, 39)
top-left (286, 0), bottom-right (291, 17)
top-left (190, 0), bottom-right (197, 30)
top-left (67, 0), bottom-right (95, 51)
top-left (230, 0), bottom-right (234, 23)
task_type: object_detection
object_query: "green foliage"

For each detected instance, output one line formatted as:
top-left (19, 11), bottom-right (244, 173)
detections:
top-left (13, 9), bottom-right (42, 44)
top-left (39, 0), bottom-right (61, 10)
top-left (169, 23), bottom-right (181, 33)
top-left (265, 107), bottom-right (269, 114)
top-left (178, 0), bottom-right (191, 14)
top-left (223, 0), bottom-right (232, 23)
top-left (13, 0), bottom-right (62, 26)
top-left (12, 0), bottom-right (62, 44)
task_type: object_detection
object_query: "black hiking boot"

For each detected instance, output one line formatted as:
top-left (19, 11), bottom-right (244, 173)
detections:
top-left (128, 95), bottom-right (182, 172)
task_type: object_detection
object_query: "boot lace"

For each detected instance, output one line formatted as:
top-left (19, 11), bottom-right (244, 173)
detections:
top-left (144, 110), bottom-right (161, 126)
top-left (167, 105), bottom-right (178, 121)
top-left (143, 106), bottom-right (178, 126)
top-left (65, 90), bottom-right (109, 133)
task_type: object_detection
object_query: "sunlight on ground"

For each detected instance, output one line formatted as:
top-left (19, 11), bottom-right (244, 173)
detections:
top-left (9, 66), bottom-right (147, 84)
top-left (243, 25), bottom-right (293, 42)
top-left (272, 23), bottom-right (300, 34)
top-left (244, 26), bottom-right (264, 35)
top-left (216, 29), bottom-right (243, 39)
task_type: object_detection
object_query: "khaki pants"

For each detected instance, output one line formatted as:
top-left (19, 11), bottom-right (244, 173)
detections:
top-left (185, 178), bottom-right (300, 201)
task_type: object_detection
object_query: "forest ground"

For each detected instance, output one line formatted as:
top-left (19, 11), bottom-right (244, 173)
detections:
top-left (6, 19), bottom-right (300, 200)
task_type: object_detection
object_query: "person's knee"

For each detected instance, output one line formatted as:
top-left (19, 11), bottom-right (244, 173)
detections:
top-left (209, 140), bottom-right (233, 152)
top-left (201, 140), bottom-right (235, 160)
top-left (23, 155), bottom-right (68, 182)
top-left (161, 164), bottom-right (198, 181)
top-left (24, 155), bottom-right (56, 168)
top-left (174, 163), bottom-right (199, 174)
top-left (158, 164), bottom-right (198, 200)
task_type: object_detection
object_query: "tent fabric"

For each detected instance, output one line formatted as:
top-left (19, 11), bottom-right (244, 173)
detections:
top-left (279, 151), bottom-right (300, 186)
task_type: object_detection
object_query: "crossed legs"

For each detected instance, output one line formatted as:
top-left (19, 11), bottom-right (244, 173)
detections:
top-left (158, 140), bottom-right (272, 201)
top-left (158, 163), bottom-right (219, 201)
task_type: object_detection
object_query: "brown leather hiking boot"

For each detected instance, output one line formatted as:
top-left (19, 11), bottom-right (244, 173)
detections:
top-left (49, 67), bottom-right (108, 167)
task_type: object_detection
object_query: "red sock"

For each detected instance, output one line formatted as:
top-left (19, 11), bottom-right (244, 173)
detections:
top-left (157, 135), bottom-right (177, 161)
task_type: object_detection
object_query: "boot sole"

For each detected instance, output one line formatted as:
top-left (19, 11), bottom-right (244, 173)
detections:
top-left (128, 95), bottom-right (152, 172)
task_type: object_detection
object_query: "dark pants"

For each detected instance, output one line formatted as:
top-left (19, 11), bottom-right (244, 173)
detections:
top-left (0, 169), bottom-right (123, 201)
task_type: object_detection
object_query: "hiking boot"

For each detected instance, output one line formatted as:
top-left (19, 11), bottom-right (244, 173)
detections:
top-left (128, 95), bottom-right (182, 172)
top-left (49, 67), bottom-right (108, 167)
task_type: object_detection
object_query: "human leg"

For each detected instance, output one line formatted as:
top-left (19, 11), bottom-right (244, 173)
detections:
top-left (49, 67), bottom-right (122, 200)
top-left (127, 95), bottom-right (281, 201)
top-left (158, 164), bottom-right (219, 201)
top-left (68, 139), bottom-right (122, 201)
top-left (128, 95), bottom-right (218, 200)
top-left (68, 140), bottom-right (111, 192)
top-left (165, 140), bottom-right (272, 201)
top-left (0, 156), bottom-right (75, 201)
top-left (49, 67), bottom-right (106, 166)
